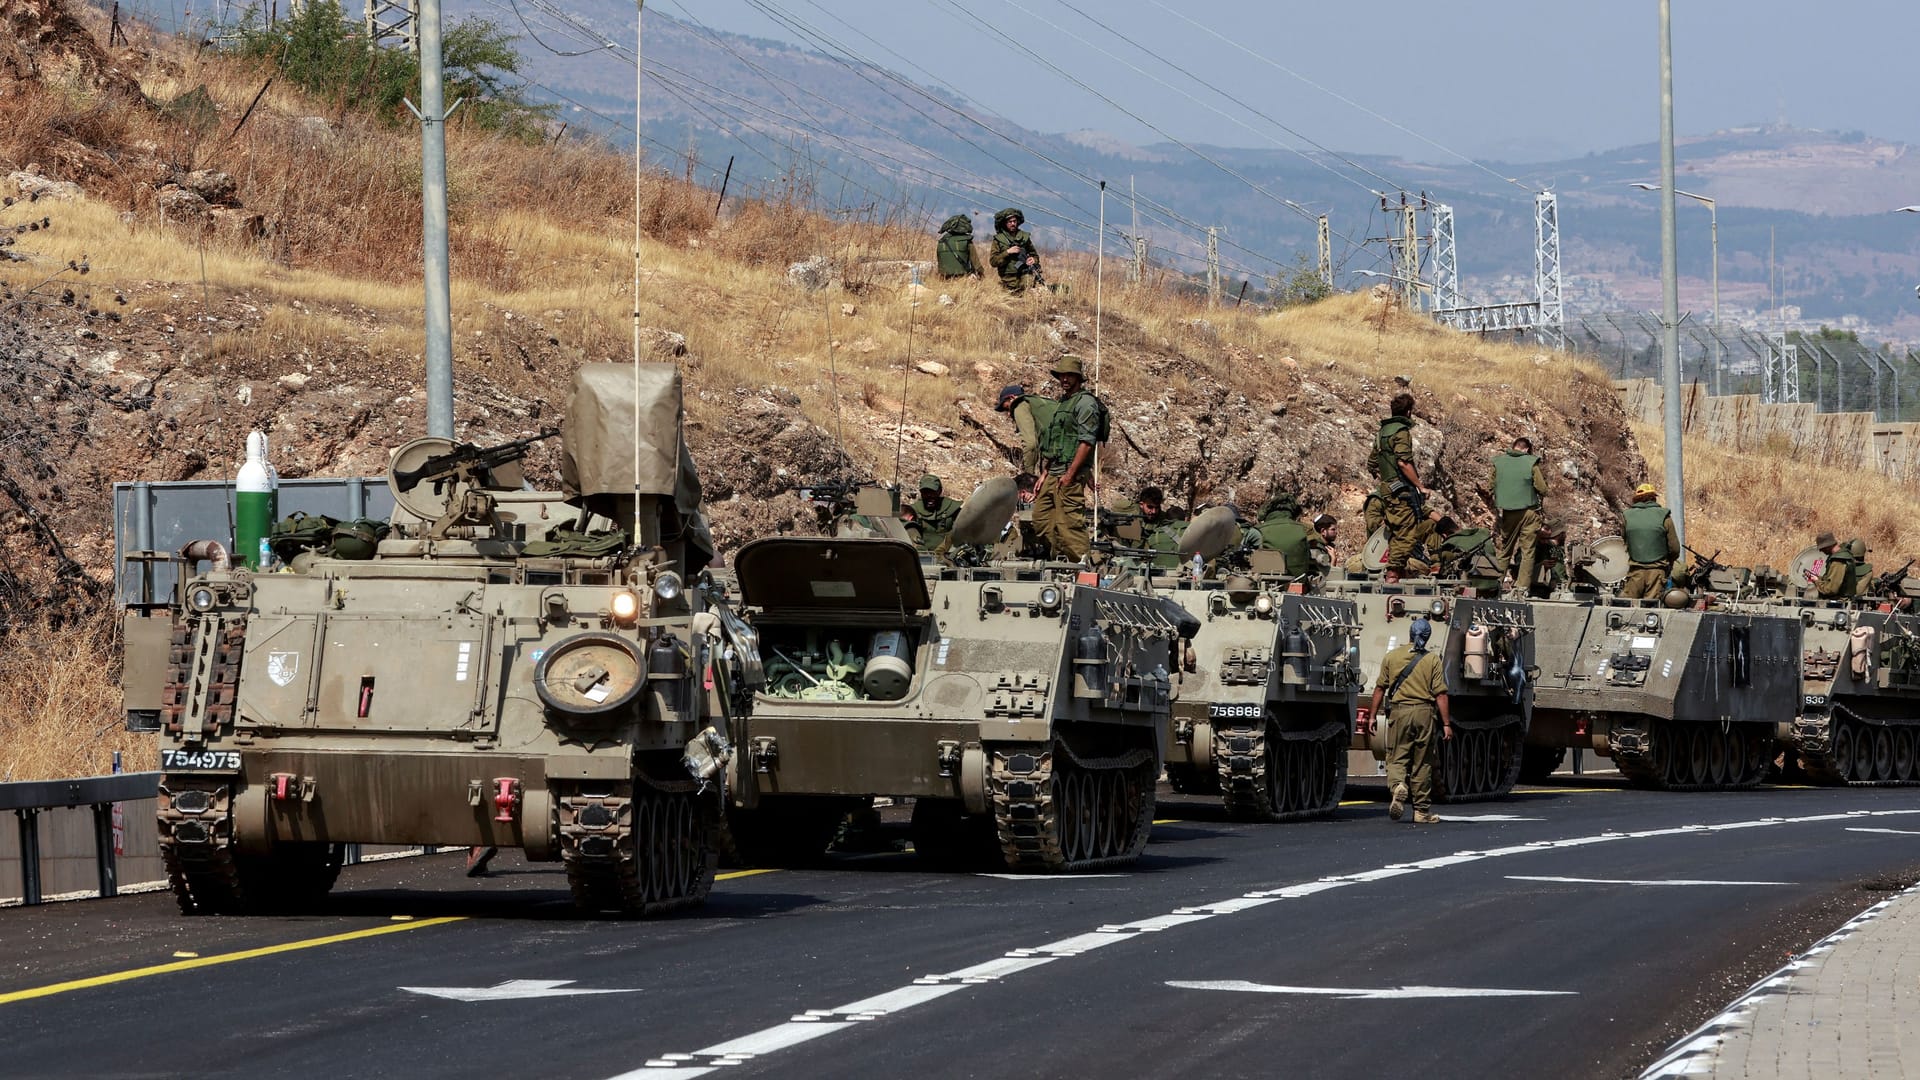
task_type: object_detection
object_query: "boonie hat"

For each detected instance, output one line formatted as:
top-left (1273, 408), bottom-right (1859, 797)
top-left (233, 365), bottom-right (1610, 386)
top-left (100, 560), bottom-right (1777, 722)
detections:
top-left (1816, 531), bottom-right (1837, 549)
top-left (1051, 354), bottom-right (1085, 377)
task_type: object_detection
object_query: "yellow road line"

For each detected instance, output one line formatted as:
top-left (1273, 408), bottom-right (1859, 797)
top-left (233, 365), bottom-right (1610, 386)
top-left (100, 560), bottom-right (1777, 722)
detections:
top-left (1152, 818), bottom-right (1181, 825)
top-left (0, 916), bottom-right (465, 1007)
top-left (1513, 787), bottom-right (1619, 795)
top-left (1338, 799), bottom-right (1373, 806)
top-left (715, 868), bottom-right (779, 881)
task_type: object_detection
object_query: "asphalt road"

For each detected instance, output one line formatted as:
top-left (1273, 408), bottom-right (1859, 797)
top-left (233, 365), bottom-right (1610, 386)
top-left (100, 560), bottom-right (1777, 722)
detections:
top-left (4, 778), bottom-right (1918, 1080)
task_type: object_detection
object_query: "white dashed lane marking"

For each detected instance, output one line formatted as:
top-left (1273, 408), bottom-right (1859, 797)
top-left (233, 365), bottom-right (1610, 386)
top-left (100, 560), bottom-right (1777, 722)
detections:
top-left (1166, 980), bottom-right (1576, 1000)
top-left (1507, 876), bottom-right (1794, 887)
top-left (609, 808), bottom-right (1920, 1080)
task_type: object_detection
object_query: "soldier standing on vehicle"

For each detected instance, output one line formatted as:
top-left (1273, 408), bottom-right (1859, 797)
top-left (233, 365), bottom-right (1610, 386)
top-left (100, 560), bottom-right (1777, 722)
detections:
top-left (1620, 483), bottom-right (1681, 599)
top-left (904, 474), bottom-right (962, 552)
top-left (1490, 436), bottom-right (1547, 593)
top-left (935, 214), bottom-right (980, 279)
top-left (989, 208), bottom-right (1041, 294)
top-left (1814, 531), bottom-right (1861, 599)
top-left (1032, 355), bottom-right (1108, 561)
top-left (1368, 615), bottom-right (1452, 824)
top-left (996, 383), bottom-right (1053, 477)
top-left (1374, 392), bottom-right (1428, 583)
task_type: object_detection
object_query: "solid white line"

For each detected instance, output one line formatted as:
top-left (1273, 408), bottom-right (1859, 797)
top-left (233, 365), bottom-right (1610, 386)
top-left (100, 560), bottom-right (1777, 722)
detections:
top-left (973, 873), bottom-right (1127, 879)
top-left (610, 808), bottom-right (1920, 1079)
top-left (1848, 827), bottom-right (1920, 836)
top-left (1640, 879), bottom-right (1920, 1078)
top-left (1167, 979), bottom-right (1576, 1000)
top-left (1435, 814), bottom-right (1546, 822)
top-left (1507, 876), bottom-right (1795, 887)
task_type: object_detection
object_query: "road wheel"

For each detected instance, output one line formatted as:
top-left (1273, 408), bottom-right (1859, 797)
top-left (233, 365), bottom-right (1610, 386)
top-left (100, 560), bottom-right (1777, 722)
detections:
top-left (1832, 721), bottom-right (1856, 782)
top-left (1707, 728), bottom-right (1731, 786)
top-left (1895, 728), bottom-right (1917, 782)
top-left (1687, 727), bottom-right (1711, 786)
top-left (1874, 727), bottom-right (1896, 782)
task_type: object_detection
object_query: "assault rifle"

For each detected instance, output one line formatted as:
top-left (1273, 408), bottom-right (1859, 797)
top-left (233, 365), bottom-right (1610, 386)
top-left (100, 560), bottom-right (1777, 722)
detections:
top-left (1684, 544), bottom-right (1728, 578)
top-left (1867, 559), bottom-right (1916, 598)
top-left (393, 428), bottom-right (560, 493)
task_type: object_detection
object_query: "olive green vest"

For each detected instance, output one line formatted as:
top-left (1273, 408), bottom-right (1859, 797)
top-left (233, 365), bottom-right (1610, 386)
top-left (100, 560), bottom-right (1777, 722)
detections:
top-left (1492, 452), bottom-right (1541, 511)
top-left (1623, 503), bottom-right (1672, 565)
top-left (1374, 416), bottom-right (1413, 486)
top-left (1257, 515), bottom-right (1312, 575)
top-left (1039, 389), bottom-right (1107, 469)
top-left (1827, 550), bottom-right (1861, 596)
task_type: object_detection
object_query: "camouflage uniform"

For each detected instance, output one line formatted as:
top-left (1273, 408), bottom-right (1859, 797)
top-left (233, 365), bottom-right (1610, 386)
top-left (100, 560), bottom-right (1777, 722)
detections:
top-left (1374, 415), bottom-right (1421, 573)
top-left (1376, 639), bottom-right (1448, 818)
top-left (1032, 358), bottom-right (1108, 561)
top-left (1490, 449), bottom-right (1547, 591)
top-left (905, 474), bottom-right (963, 552)
top-left (935, 214), bottom-right (980, 279)
top-left (988, 208), bottom-right (1040, 294)
top-left (1620, 497), bottom-right (1680, 599)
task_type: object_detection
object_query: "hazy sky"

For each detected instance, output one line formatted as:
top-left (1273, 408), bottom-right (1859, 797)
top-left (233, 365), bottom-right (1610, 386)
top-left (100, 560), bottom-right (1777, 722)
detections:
top-left (645, 0), bottom-right (1915, 161)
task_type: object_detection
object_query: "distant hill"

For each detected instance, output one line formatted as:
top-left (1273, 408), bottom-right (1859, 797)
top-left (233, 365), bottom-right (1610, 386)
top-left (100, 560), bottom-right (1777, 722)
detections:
top-left (467, 6), bottom-right (1920, 335)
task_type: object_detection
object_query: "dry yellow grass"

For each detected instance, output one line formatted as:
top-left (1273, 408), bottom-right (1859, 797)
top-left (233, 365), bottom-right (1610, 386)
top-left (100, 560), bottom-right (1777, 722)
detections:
top-left (0, 613), bottom-right (152, 782)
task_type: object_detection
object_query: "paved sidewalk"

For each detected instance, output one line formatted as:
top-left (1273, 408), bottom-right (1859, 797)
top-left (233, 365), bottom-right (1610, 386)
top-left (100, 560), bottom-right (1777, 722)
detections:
top-left (1643, 881), bottom-right (1920, 1078)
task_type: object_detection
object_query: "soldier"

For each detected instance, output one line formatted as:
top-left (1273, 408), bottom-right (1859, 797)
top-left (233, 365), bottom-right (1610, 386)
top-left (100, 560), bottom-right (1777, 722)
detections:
top-left (903, 474), bottom-right (962, 552)
top-left (1437, 520), bottom-right (1500, 592)
top-left (1401, 513), bottom-right (1457, 576)
top-left (1373, 392), bottom-right (1429, 583)
top-left (1530, 517), bottom-right (1571, 597)
top-left (1032, 355), bottom-right (1109, 562)
top-left (1490, 436), bottom-right (1547, 593)
top-left (989, 208), bottom-right (1041, 294)
top-left (995, 383), bottom-right (1053, 477)
top-left (935, 214), bottom-right (980, 279)
top-left (1367, 615), bottom-right (1452, 824)
top-left (1620, 483), bottom-right (1681, 599)
top-left (1313, 512), bottom-right (1337, 547)
top-left (1814, 531), bottom-right (1861, 599)
top-left (1252, 490), bottom-right (1328, 579)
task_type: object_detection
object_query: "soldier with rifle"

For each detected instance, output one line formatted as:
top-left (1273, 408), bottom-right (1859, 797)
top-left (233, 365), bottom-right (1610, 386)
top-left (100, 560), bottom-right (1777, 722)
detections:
top-left (1373, 392), bottom-right (1429, 583)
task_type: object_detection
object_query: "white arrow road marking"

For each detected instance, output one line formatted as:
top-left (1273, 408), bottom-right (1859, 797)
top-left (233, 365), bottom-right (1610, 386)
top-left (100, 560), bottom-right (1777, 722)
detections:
top-left (1508, 876), bottom-right (1794, 887)
top-left (609, 807), bottom-right (1920, 1080)
top-left (1435, 814), bottom-right (1545, 822)
top-left (401, 979), bottom-right (642, 1003)
top-left (1848, 827), bottom-right (1920, 836)
top-left (1166, 979), bottom-right (1575, 1000)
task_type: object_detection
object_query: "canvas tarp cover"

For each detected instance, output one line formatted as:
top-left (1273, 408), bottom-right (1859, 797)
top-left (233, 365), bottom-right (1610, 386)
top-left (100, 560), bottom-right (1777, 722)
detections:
top-left (560, 363), bottom-right (701, 516)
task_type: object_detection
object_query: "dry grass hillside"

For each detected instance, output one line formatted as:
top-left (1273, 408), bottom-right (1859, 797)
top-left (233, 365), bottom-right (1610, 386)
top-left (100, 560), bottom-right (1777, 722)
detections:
top-left (3, 0), bottom-right (1919, 779)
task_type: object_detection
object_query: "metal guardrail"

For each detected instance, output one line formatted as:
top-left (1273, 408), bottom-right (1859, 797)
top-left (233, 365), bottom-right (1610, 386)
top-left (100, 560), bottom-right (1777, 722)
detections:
top-left (1, 771), bottom-right (159, 906)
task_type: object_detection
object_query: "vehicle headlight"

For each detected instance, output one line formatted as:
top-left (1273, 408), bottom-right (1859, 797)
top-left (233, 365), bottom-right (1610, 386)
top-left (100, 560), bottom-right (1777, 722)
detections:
top-left (1253, 594), bottom-right (1275, 615)
top-left (610, 590), bottom-right (640, 625)
top-left (1644, 612), bottom-right (1661, 631)
top-left (1430, 599), bottom-right (1448, 617)
top-left (653, 571), bottom-right (683, 602)
top-left (1832, 611), bottom-right (1849, 629)
top-left (188, 587), bottom-right (217, 612)
top-left (1038, 585), bottom-right (1062, 613)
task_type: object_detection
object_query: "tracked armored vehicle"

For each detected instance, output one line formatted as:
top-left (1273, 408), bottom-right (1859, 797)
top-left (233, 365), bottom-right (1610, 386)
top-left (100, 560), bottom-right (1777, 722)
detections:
top-left (1526, 587), bottom-right (1797, 790)
top-left (725, 522), bottom-right (1194, 872)
top-left (1156, 563), bottom-right (1361, 821)
top-left (131, 365), bottom-right (760, 915)
top-left (1323, 577), bottom-right (1535, 800)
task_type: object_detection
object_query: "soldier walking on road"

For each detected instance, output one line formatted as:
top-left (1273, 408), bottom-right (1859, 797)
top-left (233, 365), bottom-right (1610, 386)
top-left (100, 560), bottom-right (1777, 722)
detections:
top-left (1814, 531), bottom-right (1861, 599)
top-left (1490, 436), bottom-right (1547, 593)
top-left (1373, 392), bottom-right (1428, 583)
top-left (1620, 483), bottom-right (1681, 599)
top-left (989, 208), bottom-right (1042, 295)
top-left (935, 214), bottom-right (980, 279)
top-left (1368, 616), bottom-right (1452, 824)
top-left (1032, 355), bottom-right (1108, 561)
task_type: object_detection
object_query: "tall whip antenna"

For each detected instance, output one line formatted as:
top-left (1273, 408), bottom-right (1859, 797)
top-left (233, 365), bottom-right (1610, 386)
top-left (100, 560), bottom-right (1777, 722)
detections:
top-left (893, 264), bottom-right (918, 487)
top-left (826, 293), bottom-right (846, 485)
top-left (631, 0), bottom-right (646, 547)
top-left (1093, 180), bottom-right (1105, 550)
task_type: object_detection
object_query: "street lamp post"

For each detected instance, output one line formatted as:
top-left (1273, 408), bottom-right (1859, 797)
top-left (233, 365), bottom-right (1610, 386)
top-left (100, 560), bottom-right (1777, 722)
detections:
top-left (1632, 182), bottom-right (1719, 395)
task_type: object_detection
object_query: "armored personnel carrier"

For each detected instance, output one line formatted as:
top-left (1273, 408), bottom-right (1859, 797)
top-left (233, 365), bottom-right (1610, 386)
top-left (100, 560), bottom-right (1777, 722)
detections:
top-left (1322, 576), bottom-right (1535, 801)
top-left (131, 365), bottom-right (761, 915)
top-left (724, 493), bottom-right (1196, 871)
top-left (1526, 578), bottom-right (1797, 790)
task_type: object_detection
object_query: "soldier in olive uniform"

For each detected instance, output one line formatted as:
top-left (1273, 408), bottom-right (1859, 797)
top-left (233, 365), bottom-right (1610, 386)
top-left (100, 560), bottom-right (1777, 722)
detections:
top-left (1490, 436), bottom-right (1547, 593)
top-left (989, 208), bottom-right (1041, 294)
top-left (1373, 392), bottom-right (1429, 582)
top-left (1368, 616), bottom-right (1452, 823)
top-left (1620, 483), bottom-right (1681, 599)
top-left (1032, 355), bottom-right (1109, 561)
top-left (1814, 531), bottom-right (1861, 599)
top-left (995, 383), bottom-right (1053, 477)
top-left (1437, 522), bottom-right (1501, 593)
top-left (935, 214), bottom-right (980, 279)
top-left (1252, 490), bottom-right (1328, 579)
top-left (1530, 518), bottom-right (1570, 597)
top-left (904, 474), bottom-right (962, 552)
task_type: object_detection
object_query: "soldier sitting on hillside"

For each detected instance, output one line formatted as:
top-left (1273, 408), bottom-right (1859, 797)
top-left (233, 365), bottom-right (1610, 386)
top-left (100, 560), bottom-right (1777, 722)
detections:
top-left (935, 214), bottom-right (981, 279)
top-left (989, 208), bottom-right (1042, 295)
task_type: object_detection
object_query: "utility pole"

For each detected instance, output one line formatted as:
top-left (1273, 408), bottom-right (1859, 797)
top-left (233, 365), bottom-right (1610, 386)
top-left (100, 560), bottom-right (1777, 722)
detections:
top-left (1534, 191), bottom-right (1565, 351)
top-left (1430, 203), bottom-right (1459, 312)
top-left (1127, 176), bottom-right (1143, 285)
top-left (1316, 214), bottom-right (1332, 292)
top-left (416, 0), bottom-right (452, 437)
top-left (365, 0), bottom-right (418, 53)
top-left (1206, 226), bottom-right (1220, 307)
top-left (1656, 0), bottom-right (1686, 547)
